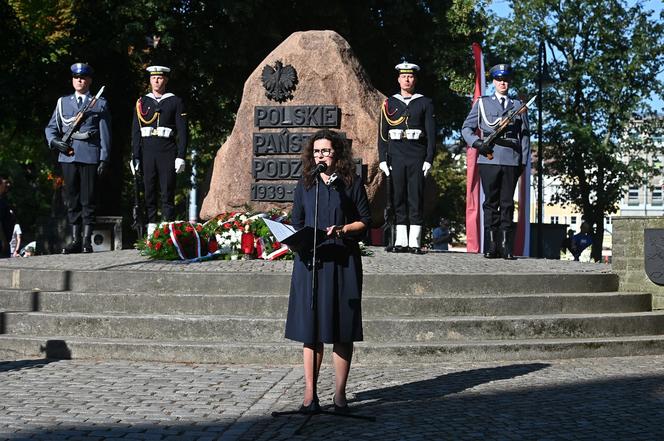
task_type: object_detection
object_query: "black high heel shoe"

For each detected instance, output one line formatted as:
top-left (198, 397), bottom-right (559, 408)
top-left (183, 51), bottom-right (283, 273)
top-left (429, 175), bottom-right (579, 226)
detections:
top-left (299, 395), bottom-right (320, 414)
top-left (332, 395), bottom-right (350, 413)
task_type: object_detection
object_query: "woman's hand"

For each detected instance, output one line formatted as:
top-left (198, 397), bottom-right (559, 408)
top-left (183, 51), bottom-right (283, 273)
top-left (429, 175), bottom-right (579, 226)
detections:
top-left (326, 225), bottom-right (345, 238)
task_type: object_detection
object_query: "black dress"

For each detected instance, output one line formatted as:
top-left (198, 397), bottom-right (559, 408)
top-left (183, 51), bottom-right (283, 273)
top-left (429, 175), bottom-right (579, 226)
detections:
top-left (285, 174), bottom-right (371, 344)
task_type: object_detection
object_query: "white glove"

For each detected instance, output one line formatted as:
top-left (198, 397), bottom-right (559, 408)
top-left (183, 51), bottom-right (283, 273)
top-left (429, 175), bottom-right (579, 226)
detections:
top-left (379, 161), bottom-right (391, 176)
top-left (422, 161), bottom-right (431, 177)
top-left (129, 159), bottom-right (139, 176)
top-left (175, 158), bottom-right (186, 174)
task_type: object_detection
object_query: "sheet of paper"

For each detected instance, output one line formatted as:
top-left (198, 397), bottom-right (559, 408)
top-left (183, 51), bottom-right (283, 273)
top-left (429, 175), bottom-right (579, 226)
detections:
top-left (262, 218), bottom-right (297, 242)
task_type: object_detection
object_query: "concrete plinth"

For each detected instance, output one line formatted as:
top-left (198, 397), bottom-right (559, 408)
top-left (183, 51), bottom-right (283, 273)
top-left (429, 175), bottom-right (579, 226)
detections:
top-left (612, 216), bottom-right (664, 309)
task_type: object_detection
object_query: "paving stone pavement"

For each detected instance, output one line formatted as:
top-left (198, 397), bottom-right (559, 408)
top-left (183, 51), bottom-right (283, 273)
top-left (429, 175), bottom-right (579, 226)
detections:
top-left (0, 355), bottom-right (662, 440)
top-left (0, 248), bottom-right (609, 274)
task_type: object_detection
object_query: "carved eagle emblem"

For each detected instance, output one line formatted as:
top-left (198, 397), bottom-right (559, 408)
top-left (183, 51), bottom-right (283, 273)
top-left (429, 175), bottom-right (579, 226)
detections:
top-left (261, 61), bottom-right (298, 103)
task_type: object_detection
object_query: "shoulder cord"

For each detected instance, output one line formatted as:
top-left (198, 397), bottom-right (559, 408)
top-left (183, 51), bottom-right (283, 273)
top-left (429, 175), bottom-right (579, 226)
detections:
top-left (136, 98), bottom-right (159, 126)
top-left (380, 99), bottom-right (408, 142)
top-left (478, 97), bottom-right (503, 129)
top-left (56, 97), bottom-right (78, 132)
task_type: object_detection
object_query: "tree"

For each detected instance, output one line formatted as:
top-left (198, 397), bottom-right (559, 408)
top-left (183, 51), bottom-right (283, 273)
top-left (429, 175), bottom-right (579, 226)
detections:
top-left (1, 0), bottom-right (487, 248)
top-left (489, 0), bottom-right (664, 261)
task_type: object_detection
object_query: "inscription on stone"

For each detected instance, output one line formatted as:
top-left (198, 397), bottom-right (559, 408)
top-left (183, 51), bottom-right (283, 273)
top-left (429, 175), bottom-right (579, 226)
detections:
top-left (254, 105), bottom-right (339, 128)
top-left (251, 103), bottom-right (344, 201)
top-left (253, 129), bottom-right (313, 156)
top-left (251, 183), bottom-right (297, 202)
top-left (253, 158), bottom-right (303, 180)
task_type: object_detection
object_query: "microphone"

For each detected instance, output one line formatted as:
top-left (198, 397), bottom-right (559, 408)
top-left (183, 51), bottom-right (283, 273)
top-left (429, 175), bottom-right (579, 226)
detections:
top-left (309, 162), bottom-right (328, 176)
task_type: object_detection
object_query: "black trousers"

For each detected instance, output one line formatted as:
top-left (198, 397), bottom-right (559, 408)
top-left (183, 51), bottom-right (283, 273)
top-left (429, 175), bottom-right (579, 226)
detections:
top-left (479, 163), bottom-right (520, 232)
top-left (143, 148), bottom-right (176, 222)
top-left (61, 162), bottom-right (97, 226)
top-left (390, 145), bottom-right (425, 226)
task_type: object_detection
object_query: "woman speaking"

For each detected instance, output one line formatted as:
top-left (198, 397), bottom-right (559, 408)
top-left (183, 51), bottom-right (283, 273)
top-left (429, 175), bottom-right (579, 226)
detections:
top-left (285, 129), bottom-right (371, 413)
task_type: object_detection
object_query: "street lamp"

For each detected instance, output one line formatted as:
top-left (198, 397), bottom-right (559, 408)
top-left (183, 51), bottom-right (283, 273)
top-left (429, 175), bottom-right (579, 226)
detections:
top-left (536, 39), bottom-right (552, 257)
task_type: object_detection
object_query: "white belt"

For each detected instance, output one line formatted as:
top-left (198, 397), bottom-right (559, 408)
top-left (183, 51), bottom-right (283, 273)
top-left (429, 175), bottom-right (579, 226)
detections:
top-left (140, 127), bottom-right (173, 138)
top-left (388, 129), bottom-right (423, 140)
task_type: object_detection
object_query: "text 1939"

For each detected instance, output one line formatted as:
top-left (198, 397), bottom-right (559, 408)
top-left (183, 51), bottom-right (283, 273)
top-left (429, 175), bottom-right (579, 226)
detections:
top-left (251, 183), bottom-right (296, 202)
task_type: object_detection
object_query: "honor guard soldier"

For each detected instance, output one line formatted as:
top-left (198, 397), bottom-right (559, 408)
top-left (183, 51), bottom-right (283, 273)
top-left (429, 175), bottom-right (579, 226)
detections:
top-left (462, 63), bottom-right (531, 259)
top-left (378, 60), bottom-right (435, 253)
top-left (45, 62), bottom-right (111, 254)
top-left (131, 65), bottom-right (188, 236)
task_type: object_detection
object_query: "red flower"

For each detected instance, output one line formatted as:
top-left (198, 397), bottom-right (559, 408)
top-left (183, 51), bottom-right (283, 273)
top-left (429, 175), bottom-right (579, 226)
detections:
top-left (154, 229), bottom-right (160, 238)
top-left (167, 238), bottom-right (173, 245)
top-left (147, 241), bottom-right (152, 249)
top-left (185, 225), bottom-right (194, 233)
top-left (155, 242), bottom-right (162, 250)
top-left (208, 240), bottom-right (219, 253)
top-left (174, 229), bottom-right (182, 236)
top-left (196, 225), bottom-right (202, 232)
top-left (163, 224), bottom-right (170, 233)
top-left (272, 241), bottom-right (281, 250)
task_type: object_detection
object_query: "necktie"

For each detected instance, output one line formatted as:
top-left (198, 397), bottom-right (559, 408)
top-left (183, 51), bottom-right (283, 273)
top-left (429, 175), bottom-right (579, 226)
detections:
top-left (77, 96), bottom-right (83, 110)
top-left (500, 97), bottom-right (506, 109)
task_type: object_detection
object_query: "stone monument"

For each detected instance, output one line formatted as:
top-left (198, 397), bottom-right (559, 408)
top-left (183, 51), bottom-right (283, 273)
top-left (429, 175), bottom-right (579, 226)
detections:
top-left (200, 30), bottom-right (386, 223)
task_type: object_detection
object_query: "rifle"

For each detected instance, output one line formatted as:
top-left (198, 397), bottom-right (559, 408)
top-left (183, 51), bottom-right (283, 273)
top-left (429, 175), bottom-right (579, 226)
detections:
top-left (61, 86), bottom-right (106, 145)
top-left (130, 161), bottom-right (145, 239)
top-left (481, 95), bottom-right (536, 160)
top-left (383, 155), bottom-right (396, 251)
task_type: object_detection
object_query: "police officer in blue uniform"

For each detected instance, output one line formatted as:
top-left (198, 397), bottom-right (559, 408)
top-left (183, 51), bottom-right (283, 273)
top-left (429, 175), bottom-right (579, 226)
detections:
top-left (462, 64), bottom-right (530, 259)
top-left (378, 61), bottom-right (435, 254)
top-left (131, 65), bottom-right (188, 237)
top-left (45, 62), bottom-right (111, 254)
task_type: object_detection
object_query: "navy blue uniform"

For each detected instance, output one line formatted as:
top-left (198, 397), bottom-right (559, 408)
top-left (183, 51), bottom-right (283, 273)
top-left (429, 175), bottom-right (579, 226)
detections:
top-left (378, 94), bottom-right (435, 226)
top-left (285, 175), bottom-right (371, 344)
top-left (132, 93), bottom-right (188, 222)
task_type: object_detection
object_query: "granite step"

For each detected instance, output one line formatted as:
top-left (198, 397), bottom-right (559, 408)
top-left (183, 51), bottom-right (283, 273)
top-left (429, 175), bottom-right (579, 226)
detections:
top-left (0, 289), bottom-right (39, 311)
top-left (1, 334), bottom-right (664, 364)
top-left (0, 268), bottom-right (619, 295)
top-left (4, 311), bottom-right (664, 342)
top-left (10, 290), bottom-right (653, 317)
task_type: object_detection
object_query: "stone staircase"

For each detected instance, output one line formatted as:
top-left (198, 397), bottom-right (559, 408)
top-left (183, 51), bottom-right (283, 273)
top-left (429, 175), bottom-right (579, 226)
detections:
top-left (1, 263), bottom-right (664, 363)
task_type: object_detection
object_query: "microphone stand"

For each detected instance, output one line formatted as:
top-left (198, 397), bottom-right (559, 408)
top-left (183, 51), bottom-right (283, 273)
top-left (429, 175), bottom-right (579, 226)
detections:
top-left (272, 168), bottom-right (375, 434)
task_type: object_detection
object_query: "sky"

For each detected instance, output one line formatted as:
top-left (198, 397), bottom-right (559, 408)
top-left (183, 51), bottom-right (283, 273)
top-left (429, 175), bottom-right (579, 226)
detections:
top-left (487, 0), bottom-right (663, 112)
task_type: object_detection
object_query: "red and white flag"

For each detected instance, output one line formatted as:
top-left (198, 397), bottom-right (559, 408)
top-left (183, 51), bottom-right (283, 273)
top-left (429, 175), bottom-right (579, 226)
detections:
top-left (465, 42), bottom-right (486, 253)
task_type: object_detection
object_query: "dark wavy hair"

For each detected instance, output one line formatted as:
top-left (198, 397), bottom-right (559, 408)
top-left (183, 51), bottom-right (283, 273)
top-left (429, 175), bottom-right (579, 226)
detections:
top-left (302, 129), bottom-right (355, 189)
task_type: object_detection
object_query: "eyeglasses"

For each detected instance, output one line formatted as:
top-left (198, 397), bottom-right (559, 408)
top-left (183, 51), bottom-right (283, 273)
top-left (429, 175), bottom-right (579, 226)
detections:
top-left (313, 148), bottom-right (333, 157)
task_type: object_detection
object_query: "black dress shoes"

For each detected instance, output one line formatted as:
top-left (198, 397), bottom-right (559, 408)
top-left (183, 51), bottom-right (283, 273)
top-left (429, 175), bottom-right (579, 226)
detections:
top-left (483, 230), bottom-right (499, 258)
top-left (82, 225), bottom-right (94, 253)
top-left (410, 247), bottom-right (425, 255)
top-left (333, 395), bottom-right (350, 413)
top-left (299, 395), bottom-right (320, 414)
top-left (62, 240), bottom-right (82, 254)
top-left (500, 230), bottom-right (516, 260)
top-left (333, 403), bottom-right (350, 413)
